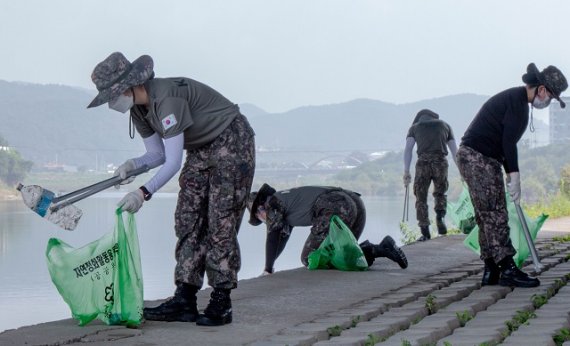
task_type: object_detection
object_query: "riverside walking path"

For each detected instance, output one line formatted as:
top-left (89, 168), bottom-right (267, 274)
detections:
top-left (3, 217), bottom-right (570, 346)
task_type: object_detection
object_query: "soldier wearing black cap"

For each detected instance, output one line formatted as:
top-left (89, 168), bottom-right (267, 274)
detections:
top-left (247, 184), bottom-right (408, 274)
top-left (457, 63), bottom-right (567, 288)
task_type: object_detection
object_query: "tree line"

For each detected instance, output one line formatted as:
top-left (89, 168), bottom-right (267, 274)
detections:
top-left (327, 141), bottom-right (570, 203)
top-left (0, 135), bottom-right (32, 187)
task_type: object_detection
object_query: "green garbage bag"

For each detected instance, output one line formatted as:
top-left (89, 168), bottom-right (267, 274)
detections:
top-left (463, 194), bottom-right (548, 268)
top-left (447, 184), bottom-right (477, 234)
top-left (307, 215), bottom-right (368, 271)
top-left (46, 209), bottom-right (144, 326)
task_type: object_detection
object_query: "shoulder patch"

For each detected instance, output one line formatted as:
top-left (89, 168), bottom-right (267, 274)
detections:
top-left (162, 114), bottom-right (178, 131)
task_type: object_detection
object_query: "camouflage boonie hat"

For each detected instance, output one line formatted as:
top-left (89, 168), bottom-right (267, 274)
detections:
top-left (247, 183), bottom-right (276, 226)
top-left (87, 52), bottom-right (154, 108)
top-left (525, 63), bottom-right (568, 108)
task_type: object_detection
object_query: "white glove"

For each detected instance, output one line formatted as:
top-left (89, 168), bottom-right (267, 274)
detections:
top-left (117, 189), bottom-right (145, 213)
top-left (403, 172), bottom-right (412, 186)
top-left (114, 159), bottom-right (136, 189)
top-left (506, 172), bottom-right (521, 203)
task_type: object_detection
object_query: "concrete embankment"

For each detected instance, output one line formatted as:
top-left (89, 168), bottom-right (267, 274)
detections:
top-left (2, 218), bottom-right (570, 346)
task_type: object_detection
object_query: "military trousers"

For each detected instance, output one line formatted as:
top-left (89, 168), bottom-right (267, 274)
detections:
top-left (456, 145), bottom-right (515, 263)
top-left (174, 114), bottom-right (255, 289)
top-left (414, 152), bottom-right (449, 227)
top-left (301, 190), bottom-right (366, 266)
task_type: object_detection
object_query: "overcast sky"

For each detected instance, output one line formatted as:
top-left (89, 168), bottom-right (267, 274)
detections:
top-left (1, 0), bottom-right (569, 113)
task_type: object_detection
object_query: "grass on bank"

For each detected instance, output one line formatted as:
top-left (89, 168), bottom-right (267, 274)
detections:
top-left (524, 192), bottom-right (570, 219)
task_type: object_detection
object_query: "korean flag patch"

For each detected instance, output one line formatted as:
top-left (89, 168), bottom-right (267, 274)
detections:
top-left (162, 114), bottom-right (178, 131)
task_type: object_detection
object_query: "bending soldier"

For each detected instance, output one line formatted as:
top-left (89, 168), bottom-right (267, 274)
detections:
top-left (457, 63), bottom-right (567, 288)
top-left (247, 184), bottom-right (408, 274)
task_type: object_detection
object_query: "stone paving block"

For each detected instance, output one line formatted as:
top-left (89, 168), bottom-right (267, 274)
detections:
top-left (328, 307), bottom-right (381, 322)
top-left (463, 317), bottom-right (511, 332)
top-left (390, 300), bottom-right (426, 312)
top-left (383, 327), bottom-right (447, 346)
top-left (449, 280), bottom-right (481, 291)
top-left (515, 319), bottom-right (570, 334)
top-left (382, 292), bottom-right (418, 304)
top-left (535, 310), bottom-right (570, 320)
top-left (418, 312), bottom-right (460, 331)
top-left (418, 312), bottom-right (461, 331)
top-left (252, 333), bottom-right (318, 346)
top-left (313, 336), bottom-right (365, 346)
top-left (439, 327), bottom-right (504, 346)
top-left (432, 272), bottom-right (470, 282)
top-left (352, 300), bottom-right (388, 314)
top-left (345, 316), bottom-right (410, 336)
top-left (396, 285), bottom-right (439, 298)
top-left (446, 266), bottom-right (481, 275)
top-left (406, 323), bottom-right (452, 339)
top-left (479, 285), bottom-right (512, 297)
top-left (383, 306), bottom-right (428, 324)
top-left (326, 310), bottom-right (369, 324)
top-left (279, 322), bottom-right (334, 341)
top-left (438, 303), bottom-right (475, 317)
top-left (312, 316), bottom-right (355, 330)
top-left (501, 334), bottom-right (556, 346)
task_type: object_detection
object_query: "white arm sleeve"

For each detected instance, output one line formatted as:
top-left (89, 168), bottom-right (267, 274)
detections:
top-left (132, 133), bottom-right (166, 170)
top-left (139, 133), bottom-right (184, 194)
top-left (404, 137), bottom-right (415, 173)
top-left (447, 139), bottom-right (458, 164)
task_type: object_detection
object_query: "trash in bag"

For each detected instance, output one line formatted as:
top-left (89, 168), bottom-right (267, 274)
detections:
top-left (307, 215), bottom-right (368, 271)
top-left (463, 194), bottom-right (548, 268)
top-left (46, 209), bottom-right (144, 326)
top-left (447, 184), bottom-right (477, 234)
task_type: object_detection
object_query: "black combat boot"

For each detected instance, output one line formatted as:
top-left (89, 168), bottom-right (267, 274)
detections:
top-left (418, 226), bottom-right (431, 241)
top-left (144, 282), bottom-right (199, 322)
top-left (436, 211), bottom-right (447, 235)
top-left (196, 288), bottom-right (232, 326)
top-left (359, 237), bottom-right (408, 269)
top-left (481, 258), bottom-right (500, 286)
top-left (359, 240), bottom-right (376, 266)
top-left (376, 236), bottom-right (408, 269)
top-left (498, 256), bottom-right (540, 288)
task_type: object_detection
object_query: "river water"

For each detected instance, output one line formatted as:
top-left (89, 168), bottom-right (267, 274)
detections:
top-left (0, 192), bottom-right (410, 332)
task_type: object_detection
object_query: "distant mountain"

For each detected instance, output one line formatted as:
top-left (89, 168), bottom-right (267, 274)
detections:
top-left (0, 80), bottom-right (547, 169)
top-left (238, 103), bottom-right (269, 119)
top-left (0, 80), bottom-right (144, 169)
top-left (249, 95), bottom-right (489, 151)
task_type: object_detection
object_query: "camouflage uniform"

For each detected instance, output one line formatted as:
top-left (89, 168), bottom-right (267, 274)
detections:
top-left (174, 114), bottom-right (255, 289)
top-left (414, 152), bottom-right (449, 227)
top-left (300, 190), bottom-right (366, 266)
top-left (456, 145), bottom-right (515, 263)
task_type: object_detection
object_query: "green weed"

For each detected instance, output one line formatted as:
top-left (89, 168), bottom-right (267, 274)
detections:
top-left (456, 310), bottom-right (473, 327)
top-left (553, 327), bottom-right (570, 346)
top-left (327, 325), bottom-right (342, 337)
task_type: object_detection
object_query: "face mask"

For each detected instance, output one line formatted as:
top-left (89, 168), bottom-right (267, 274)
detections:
top-left (108, 93), bottom-right (134, 113)
top-left (532, 95), bottom-right (551, 109)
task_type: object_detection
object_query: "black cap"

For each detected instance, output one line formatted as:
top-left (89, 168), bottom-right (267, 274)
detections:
top-left (247, 183), bottom-right (276, 226)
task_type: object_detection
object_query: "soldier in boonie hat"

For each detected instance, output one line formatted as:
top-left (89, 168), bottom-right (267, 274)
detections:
top-left (87, 52), bottom-right (154, 108)
top-left (454, 62), bottom-right (567, 290)
top-left (86, 51), bottom-right (256, 327)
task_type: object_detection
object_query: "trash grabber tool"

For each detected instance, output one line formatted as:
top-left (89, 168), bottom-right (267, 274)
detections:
top-left (513, 201), bottom-right (545, 272)
top-left (16, 165), bottom-right (149, 231)
top-left (406, 184), bottom-right (410, 221)
top-left (402, 184), bottom-right (410, 223)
